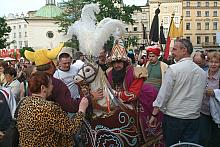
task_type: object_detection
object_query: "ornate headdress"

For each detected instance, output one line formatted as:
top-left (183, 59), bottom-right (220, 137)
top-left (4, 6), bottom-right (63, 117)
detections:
top-left (108, 31), bottom-right (128, 62)
top-left (67, 3), bottom-right (126, 58)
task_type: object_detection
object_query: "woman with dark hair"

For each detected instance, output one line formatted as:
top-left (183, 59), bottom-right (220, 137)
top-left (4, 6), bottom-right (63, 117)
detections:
top-left (3, 67), bottom-right (21, 102)
top-left (17, 71), bottom-right (88, 146)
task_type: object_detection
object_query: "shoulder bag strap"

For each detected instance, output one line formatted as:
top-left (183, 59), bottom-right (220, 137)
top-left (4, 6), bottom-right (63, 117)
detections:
top-left (14, 97), bottom-right (27, 119)
top-left (24, 81), bottom-right (28, 97)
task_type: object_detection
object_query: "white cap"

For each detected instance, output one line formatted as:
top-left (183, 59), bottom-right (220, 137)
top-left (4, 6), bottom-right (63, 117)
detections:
top-left (58, 47), bottom-right (73, 59)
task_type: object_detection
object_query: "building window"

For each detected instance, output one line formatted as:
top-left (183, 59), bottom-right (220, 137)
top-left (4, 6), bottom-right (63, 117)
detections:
top-left (163, 28), bottom-right (169, 37)
top-left (205, 11), bottom-right (209, 17)
top-left (186, 36), bottom-right (190, 41)
top-left (205, 22), bottom-right (209, 30)
top-left (19, 41), bottom-right (22, 48)
top-left (197, 2), bottom-right (201, 7)
top-left (205, 36), bottom-right (209, 43)
top-left (197, 11), bottom-right (201, 17)
top-left (214, 2), bottom-right (217, 7)
top-left (133, 27), bottom-right (137, 31)
top-left (125, 38), bottom-right (128, 45)
top-left (24, 32), bottom-right (27, 37)
top-left (186, 1), bottom-right (190, 7)
top-left (186, 23), bottom-right (191, 30)
top-left (13, 33), bottom-right (16, 38)
top-left (142, 13), bottom-right (146, 19)
top-left (213, 36), bottom-right (216, 44)
top-left (163, 16), bottom-right (169, 24)
top-left (19, 25), bottom-right (21, 29)
top-left (213, 22), bottom-right (218, 30)
top-left (125, 28), bottom-right (128, 32)
top-left (46, 31), bottom-right (54, 38)
top-left (205, 2), bottom-right (209, 7)
top-left (197, 36), bottom-right (201, 44)
top-left (13, 26), bottom-right (16, 30)
top-left (197, 23), bottom-right (201, 30)
top-left (174, 6), bottom-right (179, 13)
top-left (164, 6), bottom-right (168, 13)
top-left (14, 45), bottom-right (17, 49)
top-left (24, 24), bottom-right (27, 28)
top-left (186, 11), bottom-right (190, 17)
top-left (213, 11), bottom-right (218, 17)
top-left (19, 32), bottom-right (22, 38)
top-left (24, 41), bottom-right (28, 47)
top-left (174, 16), bottom-right (179, 24)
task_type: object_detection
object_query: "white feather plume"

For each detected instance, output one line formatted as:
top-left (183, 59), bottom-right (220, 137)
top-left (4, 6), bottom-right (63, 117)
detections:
top-left (67, 3), bottom-right (126, 56)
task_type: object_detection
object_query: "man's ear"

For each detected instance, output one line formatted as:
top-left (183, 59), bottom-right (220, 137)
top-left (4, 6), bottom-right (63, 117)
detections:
top-left (41, 85), bottom-right (46, 93)
top-left (182, 47), bottom-right (187, 54)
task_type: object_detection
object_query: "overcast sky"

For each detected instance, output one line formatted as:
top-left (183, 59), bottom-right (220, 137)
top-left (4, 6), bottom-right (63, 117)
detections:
top-left (1, 0), bottom-right (148, 17)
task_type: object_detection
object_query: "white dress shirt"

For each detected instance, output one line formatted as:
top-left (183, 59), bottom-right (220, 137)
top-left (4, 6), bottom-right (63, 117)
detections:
top-left (153, 57), bottom-right (206, 119)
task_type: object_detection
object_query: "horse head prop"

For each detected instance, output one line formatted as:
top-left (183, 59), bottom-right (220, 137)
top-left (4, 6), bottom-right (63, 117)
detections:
top-left (74, 62), bottom-right (121, 117)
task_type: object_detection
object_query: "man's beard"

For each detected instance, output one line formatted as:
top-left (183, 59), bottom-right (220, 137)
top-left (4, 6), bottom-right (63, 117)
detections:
top-left (112, 67), bottom-right (126, 89)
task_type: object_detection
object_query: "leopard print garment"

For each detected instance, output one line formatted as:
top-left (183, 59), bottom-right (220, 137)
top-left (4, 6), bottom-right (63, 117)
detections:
top-left (17, 96), bottom-right (85, 147)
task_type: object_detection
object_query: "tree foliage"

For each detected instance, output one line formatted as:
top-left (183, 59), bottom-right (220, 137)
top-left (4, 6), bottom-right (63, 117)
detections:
top-left (0, 17), bottom-right (11, 49)
top-left (20, 47), bottom-right (35, 58)
top-left (125, 36), bottom-right (139, 49)
top-left (56, 0), bottom-right (141, 50)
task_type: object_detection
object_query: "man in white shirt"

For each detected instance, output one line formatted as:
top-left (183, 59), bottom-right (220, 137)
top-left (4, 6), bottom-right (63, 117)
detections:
top-left (149, 39), bottom-right (206, 146)
top-left (54, 47), bottom-right (81, 100)
top-left (54, 48), bottom-right (103, 106)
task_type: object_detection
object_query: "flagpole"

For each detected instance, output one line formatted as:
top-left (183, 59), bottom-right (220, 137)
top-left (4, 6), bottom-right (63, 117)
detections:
top-left (164, 13), bottom-right (175, 60)
top-left (181, 0), bottom-right (183, 38)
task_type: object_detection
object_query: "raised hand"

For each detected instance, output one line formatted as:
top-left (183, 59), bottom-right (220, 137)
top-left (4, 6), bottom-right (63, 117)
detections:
top-left (78, 97), bottom-right (89, 113)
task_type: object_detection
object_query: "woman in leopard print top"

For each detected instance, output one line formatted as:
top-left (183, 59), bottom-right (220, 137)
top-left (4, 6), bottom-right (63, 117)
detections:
top-left (17, 71), bottom-right (88, 146)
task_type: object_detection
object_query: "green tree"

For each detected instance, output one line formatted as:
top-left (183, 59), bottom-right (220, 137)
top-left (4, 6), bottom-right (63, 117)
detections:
top-left (56, 0), bottom-right (85, 33)
top-left (56, 0), bottom-right (141, 50)
top-left (125, 36), bottom-right (139, 49)
top-left (20, 47), bottom-right (35, 58)
top-left (0, 17), bottom-right (11, 49)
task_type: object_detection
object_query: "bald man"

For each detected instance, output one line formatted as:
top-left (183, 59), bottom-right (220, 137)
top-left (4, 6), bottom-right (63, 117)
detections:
top-left (193, 52), bottom-right (208, 71)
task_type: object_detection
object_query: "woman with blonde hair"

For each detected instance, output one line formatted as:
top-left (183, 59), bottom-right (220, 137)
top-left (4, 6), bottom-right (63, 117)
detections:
top-left (199, 51), bottom-right (220, 146)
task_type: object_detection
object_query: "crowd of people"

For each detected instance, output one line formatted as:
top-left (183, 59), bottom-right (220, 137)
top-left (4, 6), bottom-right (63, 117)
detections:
top-left (0, 38), bottom-right (219, 147)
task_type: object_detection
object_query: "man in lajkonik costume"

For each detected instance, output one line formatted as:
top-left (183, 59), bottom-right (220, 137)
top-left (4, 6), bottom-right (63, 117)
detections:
top-left (106, 38), bottom-right (164, 146)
